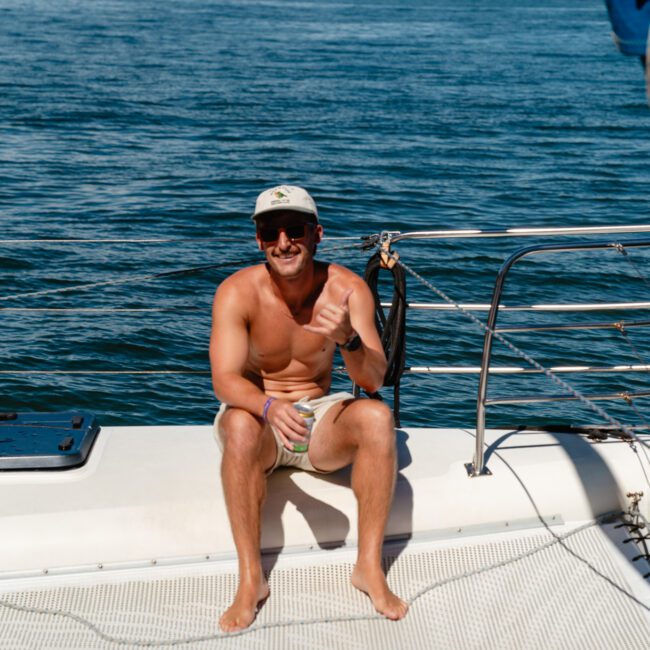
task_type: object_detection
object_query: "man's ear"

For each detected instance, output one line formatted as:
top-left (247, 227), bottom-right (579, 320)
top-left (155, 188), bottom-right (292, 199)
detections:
top-left (255, 232), bottom-right (264, 251)
top-left (312, 224), bottom-right (323, 255)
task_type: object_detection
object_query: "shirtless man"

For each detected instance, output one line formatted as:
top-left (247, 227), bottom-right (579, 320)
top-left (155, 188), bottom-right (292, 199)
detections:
top-left (210, 185), bottom-right (408, 632)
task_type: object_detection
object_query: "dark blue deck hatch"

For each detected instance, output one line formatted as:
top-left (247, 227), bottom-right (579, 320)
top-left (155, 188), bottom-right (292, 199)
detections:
top-left (0, 411), bottom-right (100, 470)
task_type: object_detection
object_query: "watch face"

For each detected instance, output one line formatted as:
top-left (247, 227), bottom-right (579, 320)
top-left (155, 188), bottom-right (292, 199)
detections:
top-left (344, 333), bottom-right (362, 351)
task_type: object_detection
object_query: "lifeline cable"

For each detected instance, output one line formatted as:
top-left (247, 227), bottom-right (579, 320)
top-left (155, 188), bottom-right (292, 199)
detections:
top-left (0, 236), bottom-right (361, 245)
top-left (376, 245), bottom-right (641, 442)
top-left (364, 251), bottom-right (407, 425)
top-left (376, 244), bottom-right (650, 490)
top-left (0, 240), bottom-right (369, 305)
top-left (614, 242), bottom-right (650, 292)
top-left (0, 239), bottom-right (373, 380)
top-left (0, 257), bottom-right (262, 304)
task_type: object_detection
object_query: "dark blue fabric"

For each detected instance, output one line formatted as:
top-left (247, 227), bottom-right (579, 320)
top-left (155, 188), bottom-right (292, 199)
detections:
top-left (606, 0), bottom-right (650, 55)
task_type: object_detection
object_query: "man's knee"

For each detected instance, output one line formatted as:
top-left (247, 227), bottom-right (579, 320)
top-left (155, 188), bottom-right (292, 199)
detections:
top-left (220, 408), bottom-right (265, 458)
top-left (354, 400), bottom-right (396, 450)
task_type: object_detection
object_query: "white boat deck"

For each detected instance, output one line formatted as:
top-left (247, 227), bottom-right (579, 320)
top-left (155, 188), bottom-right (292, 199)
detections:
top-left (0, 424), bottom-right (649, 648)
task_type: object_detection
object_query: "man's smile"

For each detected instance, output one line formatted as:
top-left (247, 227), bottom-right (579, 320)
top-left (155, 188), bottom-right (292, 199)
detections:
top-left (272, 247), bottom-right (302, 262)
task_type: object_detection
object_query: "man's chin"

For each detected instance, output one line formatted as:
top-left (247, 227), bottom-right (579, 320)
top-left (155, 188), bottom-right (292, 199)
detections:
top-left (268, 256), bottom-right (307, 278)
top-left (271, 266), bottom-right (304, 280)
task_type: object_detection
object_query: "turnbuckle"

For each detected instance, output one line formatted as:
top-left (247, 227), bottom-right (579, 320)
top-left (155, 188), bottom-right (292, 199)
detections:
top-left (379, 231), bottom-right (400, 269)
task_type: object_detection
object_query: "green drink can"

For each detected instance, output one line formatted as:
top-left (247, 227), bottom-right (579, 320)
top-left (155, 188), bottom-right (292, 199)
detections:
top-left (292, 403), bottom-right (315, 453)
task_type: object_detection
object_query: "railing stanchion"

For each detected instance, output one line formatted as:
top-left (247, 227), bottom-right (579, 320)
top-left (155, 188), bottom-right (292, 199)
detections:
top-left (466, 258), bottom-right (515, 477)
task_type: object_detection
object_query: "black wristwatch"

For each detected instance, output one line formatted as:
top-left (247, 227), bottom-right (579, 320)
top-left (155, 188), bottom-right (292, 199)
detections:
top-left (341, 331), bottom-right (362, 352)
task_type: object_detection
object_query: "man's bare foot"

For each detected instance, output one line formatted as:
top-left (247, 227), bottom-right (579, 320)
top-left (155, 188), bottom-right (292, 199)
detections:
top-left (219, 577), bottom-right (270, 633)
top-left (351, 564), bottom-right (408, 620)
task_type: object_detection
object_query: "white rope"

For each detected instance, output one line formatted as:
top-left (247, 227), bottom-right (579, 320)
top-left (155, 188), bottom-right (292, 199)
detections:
top-left (475, 425), bottom-right (650, 601)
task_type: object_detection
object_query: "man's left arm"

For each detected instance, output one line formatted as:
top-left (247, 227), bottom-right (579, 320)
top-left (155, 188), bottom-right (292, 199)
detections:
top-left (304, 277), bottom-right (387, 393)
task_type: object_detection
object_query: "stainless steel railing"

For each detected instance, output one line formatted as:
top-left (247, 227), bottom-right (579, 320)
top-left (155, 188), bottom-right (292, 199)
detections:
top-left (469, 238), bottom-right (650, 476)
top-left (5, 226), bottom-right (650, 463)
top-left (378, 227), bottom-right (650, 478)
top-left (390, 224), bottom-right (650, 242)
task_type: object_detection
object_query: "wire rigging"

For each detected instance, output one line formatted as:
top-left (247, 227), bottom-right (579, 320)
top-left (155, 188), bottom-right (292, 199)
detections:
top-left (0, 257), bottom-right (260, 304)
top-left (375, 244), bottom-right (646, 443)
top-left (0, 241), bottom-right (368, 305)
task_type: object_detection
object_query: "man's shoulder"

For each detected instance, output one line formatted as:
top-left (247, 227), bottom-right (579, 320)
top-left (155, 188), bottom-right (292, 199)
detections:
top-left (322, 262), bottom-right (366, 287)
top-left (226, 264), bottom-right (267, 282)
top-left (215, 264), bottom-right (267, 300)
top-left (319, 262), bottom-right (372, 305)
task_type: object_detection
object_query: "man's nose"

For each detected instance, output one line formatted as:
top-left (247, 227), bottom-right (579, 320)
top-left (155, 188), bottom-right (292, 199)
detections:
top-left (277, 228), bottom-right (292, 248)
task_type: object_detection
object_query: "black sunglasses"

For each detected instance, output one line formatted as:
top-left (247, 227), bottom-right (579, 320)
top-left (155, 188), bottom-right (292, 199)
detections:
top-left (258, 223), bottom-right (313, 244)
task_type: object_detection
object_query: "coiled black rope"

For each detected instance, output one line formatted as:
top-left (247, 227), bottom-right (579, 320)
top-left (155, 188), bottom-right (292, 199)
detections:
top-left (364, 251), bottom-right (407, 425)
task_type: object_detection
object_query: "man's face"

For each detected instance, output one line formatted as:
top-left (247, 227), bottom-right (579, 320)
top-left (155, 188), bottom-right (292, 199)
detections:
top-left (255, 211), bottom-right (323, 279)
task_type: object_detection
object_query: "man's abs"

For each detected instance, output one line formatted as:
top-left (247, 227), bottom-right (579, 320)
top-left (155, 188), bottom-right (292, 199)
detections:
top-left (246, 309), bottom-right (336, 400)
top-left (244, 367), bottom-right (332, 402)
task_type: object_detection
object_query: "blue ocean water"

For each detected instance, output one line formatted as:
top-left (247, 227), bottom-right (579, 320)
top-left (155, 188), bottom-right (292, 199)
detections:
top-left (1, 0), bottom-right (649, 429)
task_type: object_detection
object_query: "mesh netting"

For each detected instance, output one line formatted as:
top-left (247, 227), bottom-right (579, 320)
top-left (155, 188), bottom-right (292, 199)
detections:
top-left (1, 523), bottom-right (649, 649)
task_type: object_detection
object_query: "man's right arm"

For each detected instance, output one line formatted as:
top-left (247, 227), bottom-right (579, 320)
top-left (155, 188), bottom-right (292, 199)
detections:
top-left (209, 278), bottom-right (308, 447)
top-left (209, 278), bottom-right (268, 418)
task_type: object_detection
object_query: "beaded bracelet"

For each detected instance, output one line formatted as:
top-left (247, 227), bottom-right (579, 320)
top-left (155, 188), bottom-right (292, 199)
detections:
top-left (262, 397), bottom-right (276, 423)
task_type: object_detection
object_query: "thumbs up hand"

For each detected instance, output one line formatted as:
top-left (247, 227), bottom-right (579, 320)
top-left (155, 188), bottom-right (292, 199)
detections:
top-left (303, 288), bottom-right (355, 345)
top-left (338, 288), bottom-right (353, 309)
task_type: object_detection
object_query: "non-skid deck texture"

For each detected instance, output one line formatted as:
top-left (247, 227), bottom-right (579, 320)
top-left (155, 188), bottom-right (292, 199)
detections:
top-left (2, 525), bottom-right (649, 650)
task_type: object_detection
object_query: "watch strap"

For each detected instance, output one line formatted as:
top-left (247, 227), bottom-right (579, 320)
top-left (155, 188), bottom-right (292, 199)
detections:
top-left (341, 331), bottom-right (362, 352)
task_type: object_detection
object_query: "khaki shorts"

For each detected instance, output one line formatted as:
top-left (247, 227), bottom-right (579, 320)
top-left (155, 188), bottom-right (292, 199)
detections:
top-left (213, 392), bottom-right (354, 474)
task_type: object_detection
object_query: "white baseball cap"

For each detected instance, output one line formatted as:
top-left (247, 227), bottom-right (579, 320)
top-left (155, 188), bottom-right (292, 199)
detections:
top-left (251, 185), bottom-right (319, 221)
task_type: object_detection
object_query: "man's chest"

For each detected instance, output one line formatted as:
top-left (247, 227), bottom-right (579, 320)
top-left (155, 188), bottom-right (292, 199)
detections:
top-left (247, 298), bottom-right (333, 370)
